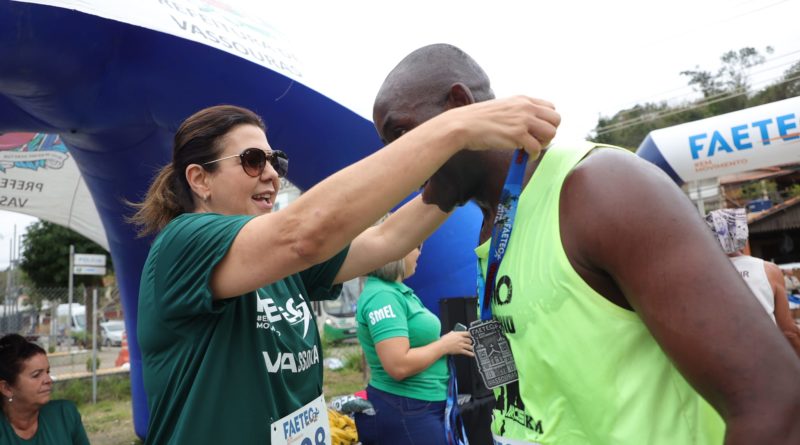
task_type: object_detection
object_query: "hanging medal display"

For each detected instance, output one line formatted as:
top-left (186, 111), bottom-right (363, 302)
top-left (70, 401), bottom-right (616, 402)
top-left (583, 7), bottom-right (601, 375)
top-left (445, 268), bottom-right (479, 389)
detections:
top-left (470, 149), bottom-right (528, 390)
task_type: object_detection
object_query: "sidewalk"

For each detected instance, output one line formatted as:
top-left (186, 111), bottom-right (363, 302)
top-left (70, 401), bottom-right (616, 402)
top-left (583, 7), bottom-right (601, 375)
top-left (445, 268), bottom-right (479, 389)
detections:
top-left (48, 345), bottom-right (128, 380)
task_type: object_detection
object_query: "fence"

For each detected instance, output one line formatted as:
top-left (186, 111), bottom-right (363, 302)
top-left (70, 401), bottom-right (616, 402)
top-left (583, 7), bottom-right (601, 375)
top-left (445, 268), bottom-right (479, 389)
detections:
top-left (0, 285), bottom-right (122, 351)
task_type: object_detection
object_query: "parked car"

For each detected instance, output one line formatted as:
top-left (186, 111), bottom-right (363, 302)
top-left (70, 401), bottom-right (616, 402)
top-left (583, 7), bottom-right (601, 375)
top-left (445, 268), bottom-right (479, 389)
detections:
top-left (100, 320), bottom-right (125, 347)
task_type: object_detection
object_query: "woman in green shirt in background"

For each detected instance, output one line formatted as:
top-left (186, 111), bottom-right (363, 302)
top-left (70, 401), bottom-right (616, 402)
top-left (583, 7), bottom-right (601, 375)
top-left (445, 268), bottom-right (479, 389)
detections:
top-left (0, 334), bottom-right (89, 445)
top-left (355, 243), bottom-right (473, 445)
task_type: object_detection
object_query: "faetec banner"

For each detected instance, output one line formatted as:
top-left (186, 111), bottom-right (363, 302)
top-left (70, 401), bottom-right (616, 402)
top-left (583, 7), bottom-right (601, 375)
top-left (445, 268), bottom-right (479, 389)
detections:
top-left (14, 0), bottom-right (304, 82)
top-left (636, 96), bottom-right (800, 185)
top-left (0, 133), bottom-right (108, 250)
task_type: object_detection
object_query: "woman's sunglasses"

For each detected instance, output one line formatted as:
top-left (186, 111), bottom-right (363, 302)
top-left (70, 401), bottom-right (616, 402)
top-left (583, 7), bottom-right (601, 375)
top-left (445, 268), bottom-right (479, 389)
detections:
top-left (202, 148), bottom-right (288, 178)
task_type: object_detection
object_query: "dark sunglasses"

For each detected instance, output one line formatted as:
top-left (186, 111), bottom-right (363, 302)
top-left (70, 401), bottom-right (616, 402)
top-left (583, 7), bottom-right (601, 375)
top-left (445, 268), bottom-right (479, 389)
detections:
top-left (202, 148), bottom-right (288, 178)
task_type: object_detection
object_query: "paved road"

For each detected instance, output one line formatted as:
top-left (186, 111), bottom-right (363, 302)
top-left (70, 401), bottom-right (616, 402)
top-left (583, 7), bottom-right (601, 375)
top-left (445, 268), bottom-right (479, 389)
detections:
top-left (49, 345), bottom-right (125, 379)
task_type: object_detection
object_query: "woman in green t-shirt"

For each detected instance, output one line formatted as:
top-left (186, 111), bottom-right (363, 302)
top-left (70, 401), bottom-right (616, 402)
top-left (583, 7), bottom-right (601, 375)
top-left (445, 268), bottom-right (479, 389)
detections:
top-left (129, 101), bottom-right (558, 444)
top-left (355, 244), bottom-right (473, 445)
top-left (0, 334), bottom-right (90, 445)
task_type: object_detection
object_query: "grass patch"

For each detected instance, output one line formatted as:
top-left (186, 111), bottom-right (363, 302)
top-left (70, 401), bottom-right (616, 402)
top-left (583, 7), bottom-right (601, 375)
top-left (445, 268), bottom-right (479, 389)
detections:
top-left (80, 400), bottom-right (133, 433)
top-left (54, 374), bottom-right (131, 406)
top-left (52, 348), bottom-right (366, 444)
top-left (53, 376), bottom-right (142, 445)
top-left (321, 343), bottom-right (367, 397)
top-left (80, 399), bottom-right (142, 445)
top-left (323, 366), bottom-right (366, 398)
top-left (342, 349), bottom-right (364, 372)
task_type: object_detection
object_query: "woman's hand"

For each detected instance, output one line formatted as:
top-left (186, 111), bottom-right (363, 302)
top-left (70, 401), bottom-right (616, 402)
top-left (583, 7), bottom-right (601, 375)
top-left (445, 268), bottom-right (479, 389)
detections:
top-left (439, 95), bottom-right (560, 159)
top-left (439, 331), bottom-right (474, 357)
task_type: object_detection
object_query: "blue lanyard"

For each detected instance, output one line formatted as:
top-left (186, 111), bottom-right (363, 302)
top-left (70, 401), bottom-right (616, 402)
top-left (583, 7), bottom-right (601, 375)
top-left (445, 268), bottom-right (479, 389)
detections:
top-left (444, 357), bottom-right (469, 445)
top-left (477, 149), bottom-right (528, 321)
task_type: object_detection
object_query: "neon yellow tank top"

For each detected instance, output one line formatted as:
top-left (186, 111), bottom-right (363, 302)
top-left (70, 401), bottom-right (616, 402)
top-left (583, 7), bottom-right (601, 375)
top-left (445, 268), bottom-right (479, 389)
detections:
top-left (476, 141), bottom-right (724, 444)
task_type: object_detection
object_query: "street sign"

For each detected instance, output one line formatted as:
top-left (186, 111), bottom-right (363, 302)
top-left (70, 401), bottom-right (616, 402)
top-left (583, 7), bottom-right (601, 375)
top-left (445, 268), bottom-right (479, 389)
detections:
top-left (74, 253), bottom-right (107, 267)
top-left (73, 265), bottom-right (106, 276)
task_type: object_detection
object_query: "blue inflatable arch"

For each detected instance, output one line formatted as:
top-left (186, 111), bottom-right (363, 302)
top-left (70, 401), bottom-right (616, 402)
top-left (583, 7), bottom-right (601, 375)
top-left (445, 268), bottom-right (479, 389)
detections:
top-left (0, 2), bottom-right (481, 438)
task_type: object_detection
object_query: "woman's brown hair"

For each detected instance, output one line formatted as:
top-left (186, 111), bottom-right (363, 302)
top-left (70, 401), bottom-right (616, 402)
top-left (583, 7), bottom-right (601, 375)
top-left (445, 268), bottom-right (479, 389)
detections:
top-left (0, 334), bottom-right (45, 388)
top-left (129, 105), bottom-right (265, 237)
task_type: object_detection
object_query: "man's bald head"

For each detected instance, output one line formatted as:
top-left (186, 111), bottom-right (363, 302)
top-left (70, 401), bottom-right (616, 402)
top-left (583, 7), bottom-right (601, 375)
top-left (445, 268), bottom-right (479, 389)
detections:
top-left (372, 44), bottom-right (498, 212)
top-left (374, 43), bottom-right (494, 112)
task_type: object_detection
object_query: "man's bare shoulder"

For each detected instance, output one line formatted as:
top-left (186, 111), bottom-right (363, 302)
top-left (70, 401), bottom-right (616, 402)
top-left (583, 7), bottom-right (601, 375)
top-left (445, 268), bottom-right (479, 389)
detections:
top-left (562, 146), bottom-right (690, 223)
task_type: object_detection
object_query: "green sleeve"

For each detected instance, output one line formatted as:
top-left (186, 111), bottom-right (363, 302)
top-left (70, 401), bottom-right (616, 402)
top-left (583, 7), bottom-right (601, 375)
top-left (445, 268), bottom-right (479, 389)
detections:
top-left (361, 290), bottom-right (409, 343)
top-left (65, 401), bottom-right (90, 445)
top-left (299, 246), bottom-right (350, 301)
top-left (151, 213), bottom-right (252, 320)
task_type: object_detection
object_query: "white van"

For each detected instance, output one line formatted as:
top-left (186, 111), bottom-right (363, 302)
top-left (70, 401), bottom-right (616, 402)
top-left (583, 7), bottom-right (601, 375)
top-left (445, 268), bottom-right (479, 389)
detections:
top-left (55, 303), bottom-right (86, 337)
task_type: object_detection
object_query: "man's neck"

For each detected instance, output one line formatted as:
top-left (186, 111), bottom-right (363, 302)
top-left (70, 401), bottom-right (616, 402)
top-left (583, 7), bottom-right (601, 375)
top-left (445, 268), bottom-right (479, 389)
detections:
top-left (476, 150), bottom-right (544, 243)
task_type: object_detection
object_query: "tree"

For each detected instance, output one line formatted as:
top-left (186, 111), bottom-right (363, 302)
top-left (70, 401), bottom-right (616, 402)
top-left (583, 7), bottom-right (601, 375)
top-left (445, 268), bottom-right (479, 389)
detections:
top-left (19, 221), bottom-right (112, 295)
top-left (591, 46), bottom-right (793, 148)
top-left (750, 60), bottom-right (800, 106)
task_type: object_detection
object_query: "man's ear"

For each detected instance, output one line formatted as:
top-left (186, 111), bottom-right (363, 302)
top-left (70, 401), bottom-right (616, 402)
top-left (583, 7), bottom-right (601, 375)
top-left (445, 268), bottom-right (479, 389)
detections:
top-left (185, 164), bottom-right (211, 200)
top-left (446, 83), bottom-right (476, 109)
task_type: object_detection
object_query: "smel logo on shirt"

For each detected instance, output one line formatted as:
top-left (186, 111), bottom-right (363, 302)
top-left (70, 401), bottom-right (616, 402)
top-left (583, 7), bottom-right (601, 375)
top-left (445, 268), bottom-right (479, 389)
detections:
top-left (368, 304), bottom-right (396, 325)
top-left (255, 291), bottom-right (312, 338)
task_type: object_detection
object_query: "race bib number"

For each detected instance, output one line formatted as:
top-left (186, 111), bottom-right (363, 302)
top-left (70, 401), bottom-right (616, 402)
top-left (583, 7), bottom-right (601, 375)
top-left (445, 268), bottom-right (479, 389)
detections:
top-left (270, 394), bottom-right (330, 445)
top-left (469, 319), bottom-right (518, 389)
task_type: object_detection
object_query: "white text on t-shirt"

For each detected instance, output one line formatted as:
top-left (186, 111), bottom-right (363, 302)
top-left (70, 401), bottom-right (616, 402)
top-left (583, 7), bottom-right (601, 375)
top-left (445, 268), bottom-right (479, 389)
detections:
top-left (368, 305), bottom-right (397, 325)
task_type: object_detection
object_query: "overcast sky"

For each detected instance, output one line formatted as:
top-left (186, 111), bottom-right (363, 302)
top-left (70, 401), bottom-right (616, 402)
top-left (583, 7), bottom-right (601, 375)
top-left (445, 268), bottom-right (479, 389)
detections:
top-left (2, 0), bottom-right (799, 269)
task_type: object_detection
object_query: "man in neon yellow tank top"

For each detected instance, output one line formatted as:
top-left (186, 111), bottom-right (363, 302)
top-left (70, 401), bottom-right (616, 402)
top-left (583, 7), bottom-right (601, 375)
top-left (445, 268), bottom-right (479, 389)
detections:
top-left (371, 44), bottom-right (800, 445)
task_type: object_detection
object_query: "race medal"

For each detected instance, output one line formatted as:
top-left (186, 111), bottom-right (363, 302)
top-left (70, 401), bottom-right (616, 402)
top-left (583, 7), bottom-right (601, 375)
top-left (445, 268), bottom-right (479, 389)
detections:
top-left (469, 319), bottom-right (518, 389)
top-left (270, 394), bottom-right (331, 445)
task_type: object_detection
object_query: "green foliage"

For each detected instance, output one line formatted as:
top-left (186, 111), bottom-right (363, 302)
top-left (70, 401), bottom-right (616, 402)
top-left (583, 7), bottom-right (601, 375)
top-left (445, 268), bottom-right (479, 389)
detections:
top-left (789, 184), bottom-right (800, 198)
top-left (593, 101), bottom-right (711, 149)
top-left (592, 46), bottom-right (793, 148)
top-left (343, 350), bottom-right (364, 372)
top-left (53, 374), bottom-right (131, 406)
top-left (86, 356), bottom-right (102, 372)
top-left (740, 180), bottom-right (777, 201)
top-left (750, 60), bottom-right (800, 106)
top-left (18, 221), bottom-right (111, 303)
top-left (320, 332), bottom-right (336, 357)
top-left (680, 47), bottom-right (771, 99)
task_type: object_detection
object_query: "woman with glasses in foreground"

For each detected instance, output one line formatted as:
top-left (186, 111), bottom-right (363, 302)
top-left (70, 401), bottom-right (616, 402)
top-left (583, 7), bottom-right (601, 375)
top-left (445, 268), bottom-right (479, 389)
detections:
top-left (130, 101), bottom-right (559, 444)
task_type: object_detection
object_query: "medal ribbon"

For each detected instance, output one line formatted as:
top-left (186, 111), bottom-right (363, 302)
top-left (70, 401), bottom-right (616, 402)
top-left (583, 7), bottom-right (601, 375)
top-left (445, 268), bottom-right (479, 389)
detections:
top-left (477, 149), bottom-right (528, 321)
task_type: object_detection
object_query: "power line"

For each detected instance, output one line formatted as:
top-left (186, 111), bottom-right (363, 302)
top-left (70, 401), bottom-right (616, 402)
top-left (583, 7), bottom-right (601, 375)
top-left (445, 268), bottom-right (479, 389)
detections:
top-left (606, 47), bottom-right (800, 112)
top-left (595, 73), bottom-right (800, 136)
top-left (626, 0), bottom-right (792, 54)
top-left (595, 50), bottom-right (800, 133)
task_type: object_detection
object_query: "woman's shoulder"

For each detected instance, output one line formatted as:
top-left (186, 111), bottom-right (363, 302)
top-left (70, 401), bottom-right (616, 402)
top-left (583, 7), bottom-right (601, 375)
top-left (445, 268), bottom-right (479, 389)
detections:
top-left (361, 278), bottom-right (402, 298)
top-left (161, 212), bottom-right (252, 236)
top-left (358, 279), bottom-right (407, 310)
top-left (149, 213), bottom-right (254, 256)
top-left (39, 399), bottom-right (80, 418)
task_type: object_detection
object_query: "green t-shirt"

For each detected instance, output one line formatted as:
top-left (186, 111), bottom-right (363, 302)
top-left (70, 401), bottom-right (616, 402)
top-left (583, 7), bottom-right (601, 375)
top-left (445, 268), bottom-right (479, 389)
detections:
top-left (0, 400), bottom-right (89, 444)
top-left (356, 276), bottom-right (448, 401)
top-left (138, 213), bottom-right (348, 444)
